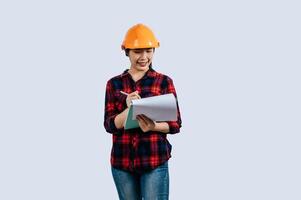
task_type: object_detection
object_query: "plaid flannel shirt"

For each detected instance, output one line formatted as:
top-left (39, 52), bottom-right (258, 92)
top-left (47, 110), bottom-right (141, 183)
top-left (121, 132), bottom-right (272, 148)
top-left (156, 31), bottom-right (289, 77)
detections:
top-left (104, 67), bottom-right (182, 172)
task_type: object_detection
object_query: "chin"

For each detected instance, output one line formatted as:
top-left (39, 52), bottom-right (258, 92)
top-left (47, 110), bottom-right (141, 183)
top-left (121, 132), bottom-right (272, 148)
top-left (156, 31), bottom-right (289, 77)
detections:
top-left (136, 65), bottom-right (149, 70)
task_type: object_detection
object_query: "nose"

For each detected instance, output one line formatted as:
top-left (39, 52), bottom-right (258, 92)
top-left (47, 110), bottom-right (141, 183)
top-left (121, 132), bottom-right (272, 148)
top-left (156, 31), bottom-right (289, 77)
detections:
top-left (141, 51), bottom-right (147, 59)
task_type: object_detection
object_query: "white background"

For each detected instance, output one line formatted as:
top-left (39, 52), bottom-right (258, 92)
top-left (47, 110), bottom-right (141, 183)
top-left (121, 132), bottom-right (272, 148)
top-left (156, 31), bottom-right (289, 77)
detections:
top-left (0, 0), bottom-right (300, 199)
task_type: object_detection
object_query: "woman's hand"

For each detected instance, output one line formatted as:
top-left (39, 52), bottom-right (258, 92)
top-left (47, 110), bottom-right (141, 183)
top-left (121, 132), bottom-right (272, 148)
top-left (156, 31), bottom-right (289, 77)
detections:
top-left (137, 114), bottom-right (156, 132)
top-left (126, 91), bottom-right (141, 107)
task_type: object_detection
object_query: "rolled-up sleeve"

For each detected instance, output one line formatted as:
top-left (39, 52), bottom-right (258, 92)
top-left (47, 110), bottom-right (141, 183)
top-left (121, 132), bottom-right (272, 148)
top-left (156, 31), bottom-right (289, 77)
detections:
top-left (103, 80), bottom-right (122, 134)
top-left (165, 77), bottom-right (182, 134)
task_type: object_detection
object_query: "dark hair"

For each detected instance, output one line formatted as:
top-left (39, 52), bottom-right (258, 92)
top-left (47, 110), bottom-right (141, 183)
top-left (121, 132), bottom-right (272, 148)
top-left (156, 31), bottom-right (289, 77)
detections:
top-left (125, 49), bottom-right (130, 56)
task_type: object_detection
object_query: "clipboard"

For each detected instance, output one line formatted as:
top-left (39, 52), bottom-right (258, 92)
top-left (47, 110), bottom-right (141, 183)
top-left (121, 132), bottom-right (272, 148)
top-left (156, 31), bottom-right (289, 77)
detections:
top-left (124, 105), bottom-right (139, 130)
top-left (123, 93), bottom-right (177, 130)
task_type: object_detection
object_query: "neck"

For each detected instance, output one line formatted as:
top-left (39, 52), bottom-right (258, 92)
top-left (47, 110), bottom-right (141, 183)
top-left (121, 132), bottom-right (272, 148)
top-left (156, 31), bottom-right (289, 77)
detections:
top-left (128, 67), bottom-right (149, 82)
top-left (129, 66), bottom-right (149, 75)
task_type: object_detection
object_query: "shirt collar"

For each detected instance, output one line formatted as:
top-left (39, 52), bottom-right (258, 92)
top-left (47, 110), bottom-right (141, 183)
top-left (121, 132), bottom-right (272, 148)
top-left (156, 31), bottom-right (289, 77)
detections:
top-left (121, 67), bottom-right (157, 79)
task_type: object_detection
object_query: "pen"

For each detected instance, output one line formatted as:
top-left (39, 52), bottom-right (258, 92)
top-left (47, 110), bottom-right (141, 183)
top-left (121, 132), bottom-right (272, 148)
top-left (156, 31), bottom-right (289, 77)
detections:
top-left (120, 91), bottom-right (129, 96)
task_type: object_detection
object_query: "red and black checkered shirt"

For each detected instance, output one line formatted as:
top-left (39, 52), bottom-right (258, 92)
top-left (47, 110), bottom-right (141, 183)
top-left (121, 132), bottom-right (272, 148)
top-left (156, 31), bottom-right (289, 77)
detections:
top-left (104, 67), bottom-right (182, 172)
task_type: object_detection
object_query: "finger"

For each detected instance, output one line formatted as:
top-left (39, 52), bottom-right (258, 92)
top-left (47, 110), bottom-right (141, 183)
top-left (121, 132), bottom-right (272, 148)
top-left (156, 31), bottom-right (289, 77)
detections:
top-left (136, 115), bottom-right (143, 122)
top-left (129, 96), bottom-right (141, 102)
top-left (128, 93), bottom-right (137, 99)
top-left (137, 117), bottom-right (146, 128)
top-left (135, 91), bottom-right (141, 99)
top-left (129, 91), bottom-right (138, 95)
top-left (137, 115), bottom-right (147, 125)
top-left (131, 92), bottom-right (141, 99)
top-left (129, 91), bottom-right (140, 99)
top-left (129, 96), bottom-right (139, 102)
top-left (140, 114), bottom-right (152, 123)
top-left (128, 93), bottom-right (137, 98)
top-left (129, 92), bottom-right (140, 98)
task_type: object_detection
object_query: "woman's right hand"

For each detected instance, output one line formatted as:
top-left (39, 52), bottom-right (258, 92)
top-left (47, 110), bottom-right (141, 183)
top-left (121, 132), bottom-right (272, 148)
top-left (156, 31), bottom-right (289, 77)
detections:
top-left (126, 91), bottom-right (141, 107)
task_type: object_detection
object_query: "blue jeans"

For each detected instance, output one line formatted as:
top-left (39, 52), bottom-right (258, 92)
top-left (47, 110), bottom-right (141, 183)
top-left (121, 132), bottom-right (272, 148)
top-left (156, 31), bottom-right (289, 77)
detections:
top-left (111, 161), bottom-right (169, 200)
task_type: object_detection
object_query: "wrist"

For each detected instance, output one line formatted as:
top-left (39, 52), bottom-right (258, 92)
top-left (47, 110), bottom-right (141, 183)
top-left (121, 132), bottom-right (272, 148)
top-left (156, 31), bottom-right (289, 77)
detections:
top-left (151, 122), bottom-right (158, 131)
top-left (152, 122), bottom-right (169, 133)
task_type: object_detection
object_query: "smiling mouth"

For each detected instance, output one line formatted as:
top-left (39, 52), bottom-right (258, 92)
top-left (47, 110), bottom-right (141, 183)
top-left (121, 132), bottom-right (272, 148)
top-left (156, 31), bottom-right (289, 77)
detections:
top-left (137, 62), bottom-right (148, 66)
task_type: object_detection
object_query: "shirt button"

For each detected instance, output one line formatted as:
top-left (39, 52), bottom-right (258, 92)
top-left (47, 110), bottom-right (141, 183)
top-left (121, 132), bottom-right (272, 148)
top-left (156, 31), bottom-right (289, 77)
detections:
top-left (132, 137), bottom-right (137, 146)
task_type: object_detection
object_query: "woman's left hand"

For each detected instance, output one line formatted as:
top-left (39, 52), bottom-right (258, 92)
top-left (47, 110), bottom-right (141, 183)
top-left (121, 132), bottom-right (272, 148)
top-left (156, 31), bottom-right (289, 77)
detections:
top-left (137, 114), bottom-right (156, 132)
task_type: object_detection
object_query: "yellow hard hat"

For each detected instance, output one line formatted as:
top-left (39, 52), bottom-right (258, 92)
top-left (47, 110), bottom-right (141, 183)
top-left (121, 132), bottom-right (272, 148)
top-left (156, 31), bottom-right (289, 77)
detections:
top-left (121, 23), bottom-right (160, 50)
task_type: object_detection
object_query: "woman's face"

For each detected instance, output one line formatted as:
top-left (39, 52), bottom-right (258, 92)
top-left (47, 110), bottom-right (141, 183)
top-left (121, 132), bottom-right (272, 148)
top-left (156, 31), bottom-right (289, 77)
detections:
top-left (128, 48), bottom-right (154, 71)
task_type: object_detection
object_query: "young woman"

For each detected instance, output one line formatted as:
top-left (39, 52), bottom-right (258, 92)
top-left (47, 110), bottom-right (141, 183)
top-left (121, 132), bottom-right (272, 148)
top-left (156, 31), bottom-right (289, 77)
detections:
top-left (104, 23), bottom-right (182, 200)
